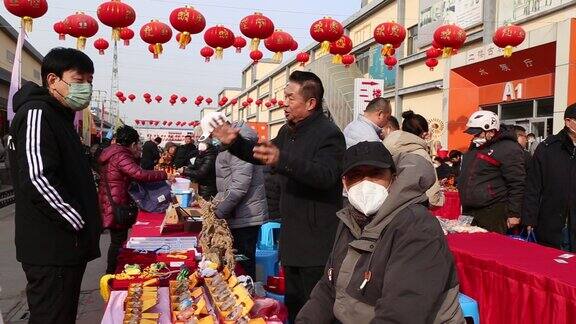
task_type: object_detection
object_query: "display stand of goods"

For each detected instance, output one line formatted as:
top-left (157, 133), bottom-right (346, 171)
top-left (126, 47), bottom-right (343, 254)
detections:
top-left (123, 282), bottom-right (160, 324)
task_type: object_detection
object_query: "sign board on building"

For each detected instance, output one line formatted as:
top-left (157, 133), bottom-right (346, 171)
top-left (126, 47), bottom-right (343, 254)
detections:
top-left (369, 45), bottom-right (396, 88)
top-left (498, 0), bottom-right (572, 24)
top-left (417, 0), bottom-right (484, 48)
top-left (353, 78), bottom-right (385, 119)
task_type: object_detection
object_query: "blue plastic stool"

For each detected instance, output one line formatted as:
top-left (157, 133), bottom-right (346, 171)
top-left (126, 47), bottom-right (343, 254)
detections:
top-left (265, 291), bottom-right (285, 303)
top-left (459, 293), bottom-right (480, 324)
top-left (258, 222), bottom-right (281, 250)
top-left (255, 249), bottom-right (278, 282)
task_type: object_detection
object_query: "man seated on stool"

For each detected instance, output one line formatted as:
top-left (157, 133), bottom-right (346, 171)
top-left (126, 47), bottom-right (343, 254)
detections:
top-left (297, 141), bottom-right (464, 324)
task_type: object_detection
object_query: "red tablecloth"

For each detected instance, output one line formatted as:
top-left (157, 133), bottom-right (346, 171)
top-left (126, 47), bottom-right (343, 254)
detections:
top-left (430, 191), bottom-right (461, 219)
top-left (447, 233), bottom-right (576, 324)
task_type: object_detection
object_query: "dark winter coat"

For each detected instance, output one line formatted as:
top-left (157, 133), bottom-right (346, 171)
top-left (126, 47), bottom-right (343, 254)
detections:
top-left (523, 128), bottom-right (576, 250)
top-left (297, 153), bottom-right (464, 324)
top-left (182, 144), bottom-right (218, 200)
top-left (98, 144), bottom-right (166, 229)
top-left (457, 125), bottom-right (526, 217)
top-left (174, 143), bottom-right (199, 169)
top-left (263, 166), bottom-right (281, 220)
top-left (9, 82), bottom-right (102, 266)
top-left (141, 140), bottom-right (160, 170)
top-left (228, 109), bottom-right (346, 267)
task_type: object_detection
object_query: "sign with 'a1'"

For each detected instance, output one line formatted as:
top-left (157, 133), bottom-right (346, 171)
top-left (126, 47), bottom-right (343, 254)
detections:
top-left (353, 78), bottom-right (385, 119)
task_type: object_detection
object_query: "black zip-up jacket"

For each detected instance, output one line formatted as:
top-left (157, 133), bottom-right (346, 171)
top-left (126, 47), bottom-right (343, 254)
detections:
top-left (523, 129), bottom-right (576, 249)
top-left (228, 110), bottom-right (346, 267)
top-left (182, 144), bottom-right (217, 200)
top-left (174, 143), bottom-right (199, 169)
top-left (141, 140), bottom-right (160, 170)
top-left (457, 125), bottom-right (526, 216)
top-left (9, 82), bottom-right (102, 266)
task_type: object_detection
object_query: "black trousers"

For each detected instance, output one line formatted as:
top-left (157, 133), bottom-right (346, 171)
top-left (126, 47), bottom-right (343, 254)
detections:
top-left (22, 263), bottom-right (86, 324)
top-left (107, 228), bottom-right (129, 274)
top-left (284, 265), bottom-right (325, 324)
top-left (464, 202), bottom-right (508, 234)
top-left (231, 226), bottom-right (260, 279)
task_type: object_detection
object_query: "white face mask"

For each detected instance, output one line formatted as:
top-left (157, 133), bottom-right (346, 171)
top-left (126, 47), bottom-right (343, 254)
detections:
top-left (198, 142), bottom-right (208, 152)
top-left (346, 180), bottom-right (389, 216)
top-left (472, 137), bottom-right (487, 147)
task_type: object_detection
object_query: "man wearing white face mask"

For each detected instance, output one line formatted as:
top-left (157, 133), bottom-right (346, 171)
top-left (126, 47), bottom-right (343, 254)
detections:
top-left (298, 141), bottom-right (464, 324)
top-left (458, 110), bottom-right (525, 234)
top-left (8, 48), bottom-right (101, 323)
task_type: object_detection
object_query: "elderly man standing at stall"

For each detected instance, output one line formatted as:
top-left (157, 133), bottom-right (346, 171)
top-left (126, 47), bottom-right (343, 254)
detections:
top-left (211, 71), bottom-right (346, 322)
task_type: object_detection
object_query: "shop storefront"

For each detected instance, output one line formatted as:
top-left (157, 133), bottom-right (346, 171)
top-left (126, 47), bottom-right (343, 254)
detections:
top-left (446, 19), bottom-right (576, 150)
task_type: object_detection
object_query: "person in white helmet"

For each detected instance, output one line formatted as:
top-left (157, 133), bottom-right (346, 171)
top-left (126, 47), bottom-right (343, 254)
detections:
top-left (457, 110), bottom-right (526, 234)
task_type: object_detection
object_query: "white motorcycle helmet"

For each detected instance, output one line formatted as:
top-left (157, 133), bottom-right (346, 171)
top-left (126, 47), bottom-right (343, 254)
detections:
top-left (465, 110), bottom-right (500, 135)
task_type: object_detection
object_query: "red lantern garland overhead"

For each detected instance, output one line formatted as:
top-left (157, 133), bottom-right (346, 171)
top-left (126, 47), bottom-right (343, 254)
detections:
top-left (384, 56), bottom-right (397, 70)
top-left (242, 101), bottom-right (249, 108)
top-left (167, 122), bottom-right (173, 126)
top-left (265, 102), bottom-right (272, 108)
top-left (200, 46), bottom-right (214, 62)
top-left (180, 96), bottom-right (188, 104)
top-left (204, 25), bottom-right (235, 59)
top-left (277, 100), bottom-right (284, 107)
top-left (169, 6), bottom-right (206, 49)
top-left (221, 96), bottom-right (228, 103)
top-left (145, 98), bottom-right (152, 104)
top-left (206, 98), bottom-right (213, 105)
top-left (195, 100), bottom-right (201, 106)
top-left (143, 93), bottom-right (151, 99)
top-left (240, 12), bottom-right (275, 51)
top-left (148, 44), bottom-right (159, 59)
top-left (119, 96), bottom-right (126, 103)
top-left (264, 29), bottom-right (293, 63)
top-left (155, 95), bottom-right (162, 103)
top-left (290, 39), bottom-right (298, 51)
top-left (310, 17), bottom-right (344, 54)
top-left (231, 98), bottom-right (238, 105)
top-left (119, 27), bottom-right (134, 45)
top-left (140, 20), bottom-right (173, 58)
top-left (374, 22), bottom-right (406, 58)
top-left (329, 35), bottom-right (353, 64)
top-left (250, 50), bottom-right (263, 64)
top-left (426, 47), bottom-right (442, 59)
top-left (170, 98), bottom-right (177, 106)
top-left (493, 24), bottom-right (526, 58)
top-left (3, 0), bottom-right (48, 32)
top-left (115, 91), bottom-right (124, 98)
top-left (163, 121), bottom-right (168, 125)
top-left (255, 99), bottom-right (263, 106)
top-left (341, 54), bottom-right (355, 68)
top-left (425, 58), bottom-right (439, 71)
top-left (296, 52), bottom-right (310, 66)
top-left (247, 98), bottom-right (253, 104)
top-left (196, 96), bottom-right (204, 102)
top-left (433, 24), bottom-right (467, 57)
top-left (270, 98), bottom-right (277, 105)
top-left (234, 36), bottom-right (247, 53)
top-left (64, 12), bottom-right (99, 50)
top-left (97, 0), bottom-right (136, 41)
top-left (170, 94), bottom-right (178, 100)
top-left (128, 94), bottom-right (136, 102)
top-left (53, 21), bottom-right (67, 40)
top-left (94, 38), bottom-right (109, 55)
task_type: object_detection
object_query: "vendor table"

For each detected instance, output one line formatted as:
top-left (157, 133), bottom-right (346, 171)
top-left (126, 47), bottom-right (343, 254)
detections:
top-left (447, 233), bottom-right (576, 324)
top-left (101, 287), bottom-right (172, 324)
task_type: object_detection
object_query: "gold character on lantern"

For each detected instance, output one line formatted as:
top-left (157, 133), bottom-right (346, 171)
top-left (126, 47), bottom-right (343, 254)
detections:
top-left (143, 26), bottom-right (152, 37)
top-left (240, 18), bottom-right (248, 30)
top-left (391, 25), bottom-right (400, 37)
top-left (256, 18), bottom-right (266, 28)
top-left (329, 21), bottom-right (339, 33)
top-left (313, 23), bottom-right (324, 33)
top-left (441, 29), bottom-right (452, 40)
top-left (178, 11), bottom-right (190, 22)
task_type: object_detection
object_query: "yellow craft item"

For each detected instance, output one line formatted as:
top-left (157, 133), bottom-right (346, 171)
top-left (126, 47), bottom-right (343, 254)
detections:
top-left (198, 315), bottom-right (216, 324)
top-left (189, 273), bottom-right (199, 287)
top-left (191, 287), bottom-right (204, 298)
top-left (141, 313), bottom-right (160, 319)
top-left (167, 254), bottom-right (188, 259)
top-left (249, 318), bottom-right (266, 324)
top-left (194, 297), bottom-right (206, 316)
top-left (222, 267), bottom-right (232, 280)
top-left (142, 298), bottom-right (158, 312)
top-left (227, 275), bottom-right (238, 288)
top-left (99, 274), bottom-right (115, 302)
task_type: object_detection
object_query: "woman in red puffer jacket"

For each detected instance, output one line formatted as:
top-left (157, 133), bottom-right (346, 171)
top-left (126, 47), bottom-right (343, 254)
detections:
top-left (98, 125), bottom-right (175, 273)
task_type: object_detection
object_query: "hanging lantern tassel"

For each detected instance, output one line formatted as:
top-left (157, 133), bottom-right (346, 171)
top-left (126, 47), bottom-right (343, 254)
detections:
top-left (215, 47), bottom-right (224, 59)
top-left (504, 45), bottom-right (514, 58)
top-left (111, 28), bottom-right (120, 41)
top-left (154, 43), bottom-right (163, 56)
top-left (250, 38), bottom-right (260, 51)
top-left (179, 32), bottom-right (191, 49)
top-left (77, 37), bottom-right (87, 50)
top-left (442, 47), bottom-right (454, 58)
top-left (22, 17), bottom-right (33, 33)
top-left (381, 44), bottom-right (394, 57)
top-left (205, 57), bottom-right (210, 63)
top-left (273, 51), bottom-right (283, 63)
top-left (332, 54), bottom-right (343, 64)
top-left (320, 40), bottom-right (330, 54)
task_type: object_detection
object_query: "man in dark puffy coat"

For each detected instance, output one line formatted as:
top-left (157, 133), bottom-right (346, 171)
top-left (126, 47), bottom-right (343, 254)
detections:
top-left (98, 126), bottom-right (170, 273)
top-left (174, 135), bottom-right (198, 168)
top-left (523, 105), bottom-right (576, 251)
top-left (181, 141), bottom-right (218, 200)
top-left (458, 111), bottom-right (525, 234)
top-left (141, 136), bottom-right (162, 170)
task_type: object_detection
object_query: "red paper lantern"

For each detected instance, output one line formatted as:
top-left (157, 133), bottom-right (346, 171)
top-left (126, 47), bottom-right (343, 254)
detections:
top-left (196, 96), bottom-right (204, 102)
top-left (425, 58), bottom-right (439, 71)
top-left (310, 17), bottom-right (343, 54)
top-left (97, 0), bottom-right (136, 41)
top-left (278, 100), bottom-right (284, 107)
top-left (154, 121), bottom-right (160, 126)
top-left (231, 98), bottom-right (238, 105)
top-left (255, 99), bottom-right (263, 106)
top-left (204, 25), bottom-right (235, 59)
top-left (329, 35), bottom-right (353, 64)
top-left (143, 93), bottom-right (151, 99)
top-left (163, 121), bottom-right (168, 125)
top-left (242, 101), bottom-right (249, 108)
top-left (234, 36), bottom-right (247, 53)
top-left (222, 96), bottom-right (228, 103)
top-left (167, 122), bottom-right (173, 126)
top-left (384, 56), bottom-right (397, 70)
top-left (247, 98), bottom-right (253, 104)
top-left (270, 98), bottom-right (277, 105)
top-left (54, 21), bottom-right (67, 40)
top-left (426, 47), bottom-right (442, 59)
top-left (175, 32), bottom-right (191, 48)
top-left (264, 29), bottom-right (293, 63)
top-left (148, 44), bottom-right (159, 59)
top-left (290, 39), bottom-right (298, 51)
top-left (155, 95), bottom-right (162, 103)
top-left (250, 50), bottom-right (263, 64)
top-left (206, 98), bottom-right (213, 105)
top-left (240, 12), bottom-right (275, 51)
top-left (200, 46), bottom-right (215, 62)
top-left (94, 38), bottom-right (109, 55)
top-left (140, 20), bottom-right (173, 58)
top-left (432, 39), bottom-right (442, 49)
top-left (116, 91), bottom-right (124, 98)
top-left (119, 96), bottom-right (126, 103)
top-left (170, 99), bottom-right (176, 106)
top-left (169, 6), bottom-right (206, 49)
top-left (64, 12), bottom-right (99, 50)
top-left (265, 102), bottom-right (272, 108)
top-left (135, 119), bottom-right (140, 125)
top-left (176, 121), bottom-right (181, 126)
top-left (119, 27), bottom-right (134, 45)
top-left (433, 24), bottom-right (467, 57)
top-left (145, 98), bottom-right (152, 104)
top-left (374, 22), bottom-right (406, 57)
top-left (170, 94), bottom-right (178, 100)
top-left (128, 94), bottom-right (136, 102)
top-left (3, 0), bottom-right (48, 32)
top-left (195, 100), bottom-right (201, 106)
top-left (341, 54), bottom-right (355, 68)
top-left (296, 52), bottom-right (310, 66)
top-left (493, 25), bottom-right (526, 58)
top-left (180, 96), bottom-right (188, 104)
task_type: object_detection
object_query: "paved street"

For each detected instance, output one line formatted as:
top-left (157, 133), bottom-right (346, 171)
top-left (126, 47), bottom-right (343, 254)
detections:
top-left (0, 205), bottom-right (108, 323)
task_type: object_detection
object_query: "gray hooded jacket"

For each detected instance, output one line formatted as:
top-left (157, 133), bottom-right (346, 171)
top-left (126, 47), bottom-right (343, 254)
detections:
top-left (214, 121), bottom-right (268, 228)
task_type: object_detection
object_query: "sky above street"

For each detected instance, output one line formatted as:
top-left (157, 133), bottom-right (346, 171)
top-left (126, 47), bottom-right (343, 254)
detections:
top-left (0, 0), bottom-right (359, 124)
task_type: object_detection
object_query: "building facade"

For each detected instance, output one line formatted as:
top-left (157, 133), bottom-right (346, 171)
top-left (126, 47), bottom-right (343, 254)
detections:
top-left (217, 0), bottom-right (576, 150)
